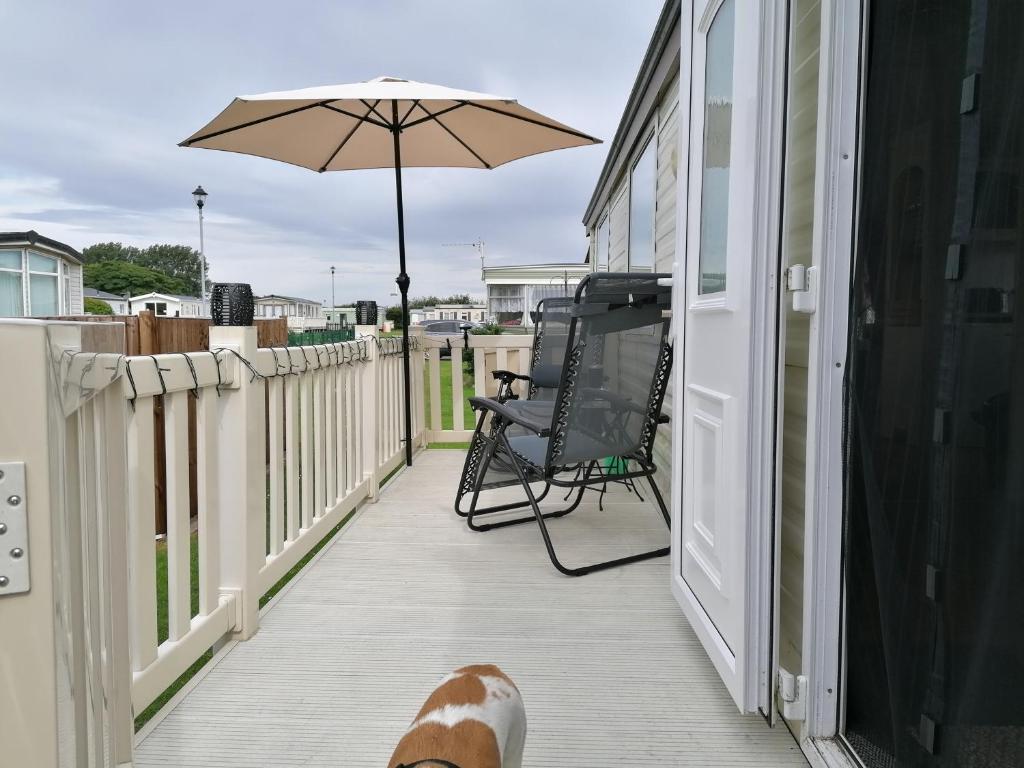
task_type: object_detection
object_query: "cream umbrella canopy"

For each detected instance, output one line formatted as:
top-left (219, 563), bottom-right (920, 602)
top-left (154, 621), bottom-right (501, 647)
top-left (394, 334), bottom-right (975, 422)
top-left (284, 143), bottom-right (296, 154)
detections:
top-left (180, 75), bottom-right (601, 466)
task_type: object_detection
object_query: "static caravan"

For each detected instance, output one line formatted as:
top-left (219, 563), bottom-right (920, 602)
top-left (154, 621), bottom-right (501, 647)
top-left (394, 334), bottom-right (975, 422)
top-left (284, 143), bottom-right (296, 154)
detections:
top-left (482, 262), bottom-right (591, 326)
top-left (587, 1), bottom-right (1024, 766)
top-left (128, 291), bottom-right (206, 318)
top-left (0, 230), bottom-right (84, 316)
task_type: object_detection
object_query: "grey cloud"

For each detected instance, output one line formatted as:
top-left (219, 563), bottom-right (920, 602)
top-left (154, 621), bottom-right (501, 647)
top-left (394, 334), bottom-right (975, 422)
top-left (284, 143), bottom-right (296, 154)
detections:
top-left (1, 0), bottom-right (663, 304)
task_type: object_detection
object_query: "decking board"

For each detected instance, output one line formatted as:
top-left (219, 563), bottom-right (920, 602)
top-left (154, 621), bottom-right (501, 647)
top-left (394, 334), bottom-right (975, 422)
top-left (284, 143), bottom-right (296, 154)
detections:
top-left (135, 449), bottom-right (806, 767)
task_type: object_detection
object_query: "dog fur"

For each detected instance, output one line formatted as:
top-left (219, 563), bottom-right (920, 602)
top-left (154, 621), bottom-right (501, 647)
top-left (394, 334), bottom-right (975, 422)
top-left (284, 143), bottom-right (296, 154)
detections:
top-left (387, 664), bottom-right (526, 768)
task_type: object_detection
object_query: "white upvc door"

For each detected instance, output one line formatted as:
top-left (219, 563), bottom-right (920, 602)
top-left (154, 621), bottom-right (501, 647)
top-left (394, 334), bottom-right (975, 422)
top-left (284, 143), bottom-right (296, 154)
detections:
top-left (671, 0), bottom-right (786, 713)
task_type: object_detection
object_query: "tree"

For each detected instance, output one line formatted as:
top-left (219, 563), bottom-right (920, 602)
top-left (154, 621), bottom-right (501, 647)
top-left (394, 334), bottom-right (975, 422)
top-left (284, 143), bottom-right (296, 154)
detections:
top-left (136, 244), bottom-right (208, 296)
top-left (385, 305), bottom-right (405, 329)
top-left (408, 294), bottom-right (480, 308)
top-left (82, 242), bottom-right (141, 264)
top-left (84, 297), bottom-right (114, 315)
top-left (81, 242), bottom-right (208, 296)
top-left (84, 261), bottom-right (186, 297)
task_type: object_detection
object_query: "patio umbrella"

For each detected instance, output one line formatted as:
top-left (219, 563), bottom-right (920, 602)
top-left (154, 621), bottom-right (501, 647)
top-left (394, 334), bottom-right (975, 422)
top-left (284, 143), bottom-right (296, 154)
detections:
top-left (180, 76), bottom-right (600, 466)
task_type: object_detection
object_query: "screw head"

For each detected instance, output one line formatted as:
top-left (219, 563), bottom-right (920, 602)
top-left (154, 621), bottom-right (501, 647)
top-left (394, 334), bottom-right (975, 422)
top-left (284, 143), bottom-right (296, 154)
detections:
top-left (0, 576), bottom-right (8, 588)
top-left (10, 547), bottom-right (23, 559)
top-left (6, 495), bottom-right (21, 507)
top-left (0, 523), bottom-right (6, 535)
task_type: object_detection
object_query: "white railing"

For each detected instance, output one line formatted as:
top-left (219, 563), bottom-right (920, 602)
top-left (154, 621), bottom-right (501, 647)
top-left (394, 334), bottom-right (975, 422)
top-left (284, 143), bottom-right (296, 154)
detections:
top-left (421, 333), bottom-right (534, 442)
top-left (0, 320), bottom-right (423, 766)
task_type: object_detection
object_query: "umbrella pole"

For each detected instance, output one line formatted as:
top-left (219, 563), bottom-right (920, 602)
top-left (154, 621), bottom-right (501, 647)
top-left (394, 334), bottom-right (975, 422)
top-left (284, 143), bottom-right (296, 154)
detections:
top-left (391, 100), bottom-right (414, 467)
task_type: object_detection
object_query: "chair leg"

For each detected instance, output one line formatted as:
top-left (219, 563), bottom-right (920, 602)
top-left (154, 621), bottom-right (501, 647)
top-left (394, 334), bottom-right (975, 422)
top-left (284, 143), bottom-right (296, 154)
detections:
top-left (645, 475), bottom-right (672, 528)
top-left (468, 461), bottom-right (588, 532)
top-left (499, 434), bottom-right (669, 577)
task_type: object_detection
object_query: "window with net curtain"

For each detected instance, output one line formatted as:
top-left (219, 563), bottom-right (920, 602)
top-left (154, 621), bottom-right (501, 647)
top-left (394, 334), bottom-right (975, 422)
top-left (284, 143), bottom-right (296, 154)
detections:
top-left (629, 137), bottom-right (657, 271)
top-left (488, 284), bottom-right (524, 325)
top-left (0, 250), bottom-right (24, 316)
top-left (28, 252), bottom-right (59, 315)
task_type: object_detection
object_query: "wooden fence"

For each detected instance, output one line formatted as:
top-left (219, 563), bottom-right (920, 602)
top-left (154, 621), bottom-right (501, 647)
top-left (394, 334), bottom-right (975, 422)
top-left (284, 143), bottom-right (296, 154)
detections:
top-left (42, 311), bottom-right (288, 354)
top-left (43, 312), bottom-right (289, 533)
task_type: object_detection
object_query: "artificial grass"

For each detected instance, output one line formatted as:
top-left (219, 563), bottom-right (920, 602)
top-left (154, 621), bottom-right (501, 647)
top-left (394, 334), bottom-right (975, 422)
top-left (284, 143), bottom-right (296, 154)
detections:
top-left (423, 356), bottom-right (475, 430)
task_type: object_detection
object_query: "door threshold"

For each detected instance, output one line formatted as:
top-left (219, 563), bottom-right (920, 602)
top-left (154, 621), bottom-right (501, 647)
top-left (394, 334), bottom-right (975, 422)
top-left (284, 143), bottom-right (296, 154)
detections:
top-left (802, 736), bottom-right (867, 768)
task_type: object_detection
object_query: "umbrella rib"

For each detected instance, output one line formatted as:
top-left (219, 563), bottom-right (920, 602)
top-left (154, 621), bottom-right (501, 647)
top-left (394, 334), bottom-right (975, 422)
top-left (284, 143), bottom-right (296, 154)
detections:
top-left (401, 102), bottom-right (467, 130)
top-left (463, 101), bottom-right (599, 142)
top-left (180, 101), bottom-right (332, 146)
top-left (416, 103), bottom-right (491, 169)
top-left (359, 99), bottom-right (393, 128)
top-left (320, 103), bottom-right (391, 130)
top-left (398, 99), bottom-right (421, 127)
top-left (318, 100), bottom-right (380, 172)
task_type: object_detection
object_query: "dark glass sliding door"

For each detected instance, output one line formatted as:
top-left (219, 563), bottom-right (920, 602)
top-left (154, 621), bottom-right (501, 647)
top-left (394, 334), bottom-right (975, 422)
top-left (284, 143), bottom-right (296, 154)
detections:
top-left (845, 1), bottom-right (1024, 766)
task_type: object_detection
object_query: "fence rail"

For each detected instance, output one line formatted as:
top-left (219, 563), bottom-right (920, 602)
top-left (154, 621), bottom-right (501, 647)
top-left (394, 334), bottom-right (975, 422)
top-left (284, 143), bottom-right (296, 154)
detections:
top-left (420, 334), bottom-right (534, 442)
top-left (0, 320), bottom-right (424, 765)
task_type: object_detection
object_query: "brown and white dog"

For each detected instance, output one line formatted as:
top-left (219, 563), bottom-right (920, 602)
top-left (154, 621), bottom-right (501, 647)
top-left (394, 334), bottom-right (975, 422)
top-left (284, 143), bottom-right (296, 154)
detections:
top-left (387, 664), bottom-right (526, 768)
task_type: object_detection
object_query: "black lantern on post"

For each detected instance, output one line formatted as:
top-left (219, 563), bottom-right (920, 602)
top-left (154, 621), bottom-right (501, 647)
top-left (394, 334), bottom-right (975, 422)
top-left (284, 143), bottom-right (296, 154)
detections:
top-left (210, 283), bottom-right (254, 326)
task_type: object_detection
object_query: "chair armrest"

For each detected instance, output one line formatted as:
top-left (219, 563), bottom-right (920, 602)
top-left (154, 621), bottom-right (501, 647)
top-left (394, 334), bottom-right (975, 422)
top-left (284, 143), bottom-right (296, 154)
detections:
top-left (491, 369), bottom-right (531, 383)
top-left (469, 397), bottom-right (550, 436)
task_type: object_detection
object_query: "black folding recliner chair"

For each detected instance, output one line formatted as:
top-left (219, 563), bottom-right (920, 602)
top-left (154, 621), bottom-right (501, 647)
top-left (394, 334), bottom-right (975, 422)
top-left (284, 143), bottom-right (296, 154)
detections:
top-left (454, 297), bottom-right (579, 520)
top-left (458, 273), bottom-right (673, 576)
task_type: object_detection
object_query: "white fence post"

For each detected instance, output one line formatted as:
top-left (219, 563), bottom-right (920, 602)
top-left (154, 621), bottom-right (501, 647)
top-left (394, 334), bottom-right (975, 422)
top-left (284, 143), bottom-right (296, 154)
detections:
top-left (0, 320), bottom-right (133, 768)
top-left (0, 322), bottom-right (63, 766)
top-left (409, 326), bottom-right (427, 448)
top-left (355, 325), bottom-right (380, 498)
top-left (209, 325), bottom-right (263, 640)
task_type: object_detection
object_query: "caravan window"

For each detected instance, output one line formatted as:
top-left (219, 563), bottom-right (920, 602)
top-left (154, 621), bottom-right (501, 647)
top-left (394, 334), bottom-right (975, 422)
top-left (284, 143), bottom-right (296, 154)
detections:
top-left (0, 250), bottom-right (24, 316)
top-left (596, 216), bottom-right (610, 271)
top-left (628, 137), bottom-right (657, 271)
top-left (27, 252), bottom-right (59, 315)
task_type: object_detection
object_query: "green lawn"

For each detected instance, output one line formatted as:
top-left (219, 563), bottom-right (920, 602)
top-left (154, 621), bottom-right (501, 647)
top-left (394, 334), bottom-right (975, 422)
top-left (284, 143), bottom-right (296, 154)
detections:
top-left (424, 356), bottom-right (475, 430)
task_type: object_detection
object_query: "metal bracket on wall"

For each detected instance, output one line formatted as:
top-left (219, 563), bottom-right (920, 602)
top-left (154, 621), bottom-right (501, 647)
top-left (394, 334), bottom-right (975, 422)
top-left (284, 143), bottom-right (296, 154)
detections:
top-left (0, 462), bottom-right (29, 596)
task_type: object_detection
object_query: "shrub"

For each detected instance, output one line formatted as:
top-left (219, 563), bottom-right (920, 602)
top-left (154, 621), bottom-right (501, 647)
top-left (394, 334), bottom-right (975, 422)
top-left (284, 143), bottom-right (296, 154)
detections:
top-left (470, 323), bottom-right (503, 336)
top-left (84, 297), bottom-right (114, 315)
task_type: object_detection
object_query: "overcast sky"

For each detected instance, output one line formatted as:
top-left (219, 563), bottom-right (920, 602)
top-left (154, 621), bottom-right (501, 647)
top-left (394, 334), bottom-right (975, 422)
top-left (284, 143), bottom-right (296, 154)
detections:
top-left (0, 1), bottom-right (663, 305)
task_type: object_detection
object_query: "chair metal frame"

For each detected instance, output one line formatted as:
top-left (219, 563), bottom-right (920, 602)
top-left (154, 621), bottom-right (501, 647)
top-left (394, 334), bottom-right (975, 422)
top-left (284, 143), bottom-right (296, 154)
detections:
top-left (457, 273), bottom-right (673, 576)
top-left (454, 297), bottom-right (578, 521)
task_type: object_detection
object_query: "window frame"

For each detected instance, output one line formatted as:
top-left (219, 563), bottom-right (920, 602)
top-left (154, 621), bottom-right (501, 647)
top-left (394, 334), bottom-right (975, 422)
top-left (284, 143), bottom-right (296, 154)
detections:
top-left (627, 131), bottom-right (659, 271)
top-left (26, 250), bottom-right (60, 316)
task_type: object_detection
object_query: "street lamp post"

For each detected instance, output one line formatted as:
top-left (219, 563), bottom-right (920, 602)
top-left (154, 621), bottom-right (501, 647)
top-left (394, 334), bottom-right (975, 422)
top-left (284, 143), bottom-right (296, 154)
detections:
top-left (330, 266), bottom-right (336, 315)
top-left (192, 186), bottom-right (208, 314)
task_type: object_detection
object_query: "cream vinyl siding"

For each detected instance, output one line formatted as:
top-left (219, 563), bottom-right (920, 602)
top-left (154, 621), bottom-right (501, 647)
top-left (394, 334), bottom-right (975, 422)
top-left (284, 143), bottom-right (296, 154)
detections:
top-left (651, 77), bottom-right (679, 502)
top-left (654, 76), bottom-right (680, 273)
top-left (778, 0), bottom-right (820, 680)
top-left (68, 263), bottom-right (83, 314)
top-left (608, 183), bottom-right (630, 272)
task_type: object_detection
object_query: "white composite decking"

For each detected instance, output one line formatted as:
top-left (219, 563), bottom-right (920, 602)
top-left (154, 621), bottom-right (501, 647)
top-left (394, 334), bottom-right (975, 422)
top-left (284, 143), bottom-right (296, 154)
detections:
top-left (135, 449), bottom-right (806, 767)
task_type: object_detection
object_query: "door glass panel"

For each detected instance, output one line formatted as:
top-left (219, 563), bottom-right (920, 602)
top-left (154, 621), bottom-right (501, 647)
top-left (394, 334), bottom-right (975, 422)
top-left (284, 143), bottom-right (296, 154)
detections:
top-left (698, 0), bottom-right (735, 295)
top-left (846, 2), bottom-right (1024, 765)
top-left (629, 138), bottom-right (657, 271)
